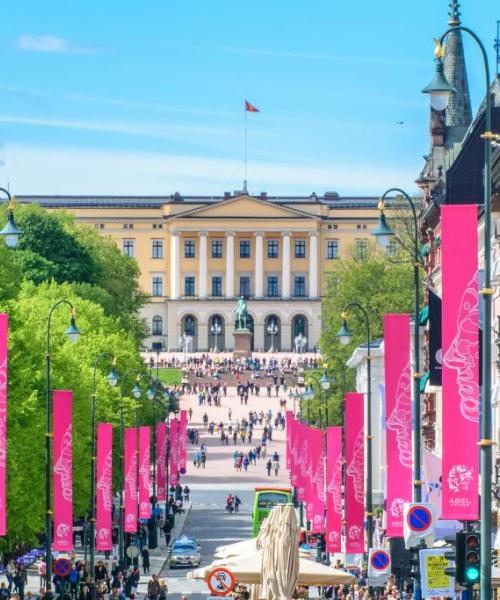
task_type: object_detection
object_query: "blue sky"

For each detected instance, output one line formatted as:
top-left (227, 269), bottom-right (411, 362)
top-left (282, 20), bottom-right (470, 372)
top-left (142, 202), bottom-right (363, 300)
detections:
top-left (0, 0), bottom-right (497, 196)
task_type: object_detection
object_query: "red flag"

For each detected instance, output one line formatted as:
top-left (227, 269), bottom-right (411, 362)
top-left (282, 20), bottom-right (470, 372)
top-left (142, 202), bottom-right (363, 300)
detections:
top-left (245, 100), bottom-right (259, 113)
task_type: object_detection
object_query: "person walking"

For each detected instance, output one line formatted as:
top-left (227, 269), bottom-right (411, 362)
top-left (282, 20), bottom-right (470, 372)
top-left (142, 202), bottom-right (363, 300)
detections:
top-left (183, 485), bottom-right (190, 503)
top-left (234, 495), bottom-right (241, 513)
top-left (147, 574), bottom-right (161, 600)
top-left (273, 459), bottom-right (280, 477)
top-left (242, 455), bottom-right (249, 472)
top-left (188, 407), bottom-right (193, 421)
top-left (266, 459), bottom-right (272, 476)
top-left (201, 451), bottom-right (207, 469)
top-left (141, 547), bottom-right (150, 575)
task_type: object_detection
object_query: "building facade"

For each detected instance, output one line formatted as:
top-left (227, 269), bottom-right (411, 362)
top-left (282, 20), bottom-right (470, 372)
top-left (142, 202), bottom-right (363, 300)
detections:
top-left (18, 191), bottom-right (381, 351)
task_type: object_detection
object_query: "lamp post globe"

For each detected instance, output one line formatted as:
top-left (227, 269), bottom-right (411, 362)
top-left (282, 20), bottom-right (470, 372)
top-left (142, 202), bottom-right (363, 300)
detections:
top-left (336, 319), bottom-right (352, 346)
top-left (422, 58), bottom-right (456, 111)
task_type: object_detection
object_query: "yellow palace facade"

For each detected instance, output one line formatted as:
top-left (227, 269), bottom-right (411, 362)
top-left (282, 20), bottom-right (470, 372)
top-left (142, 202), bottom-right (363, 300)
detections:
top-left (19, 191), bottom-right (379, 351)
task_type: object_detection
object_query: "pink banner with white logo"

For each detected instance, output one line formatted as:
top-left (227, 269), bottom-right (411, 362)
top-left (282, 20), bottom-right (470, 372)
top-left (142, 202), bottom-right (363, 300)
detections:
top-left (139, 426), bottom-right (151, 519)
top-left (308, 428), bottom-right (325, 533)
top-left (179, 410), bottom-right (187, 474)
top-left (156, 423), bottom-right (167, 502)
top-left (297, 421), bottom-right (309, 504)
top-left (53, 390), bottom-right (73, 551)
top-left (290, 416), bottom-right (300, 490)
top-left (384, 313), bottom-right (412, 537)
top-left (326, 427), bottom-right (342, 553)
top-left (169, 418), bottom-right (179, 486)
top-left (286, 411), bottom-right (293, 470)
top-left (124, 427), bottom-right (138, 532)
top-left (96, 423), bottom-right (113, 550)
top-left (441, 204), bottom-right (479, 520)
top-left (0, 315), bottom-right (7, 536)
top-left (345, 392), bottom-right (364, 554)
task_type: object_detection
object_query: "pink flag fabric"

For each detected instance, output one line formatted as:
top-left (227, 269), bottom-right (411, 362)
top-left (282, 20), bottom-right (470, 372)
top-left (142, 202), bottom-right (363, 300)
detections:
top-left (139, 426), bottom-right (151, 519)
top-left (156, 423), bottom-right (167, 502)
top-left (308, 428), bottom-right (325, 533)
top-left (290, 416), bottom-right (301, 491)
top-left (169, 418), bottom-right (179, 486)
top-left (0, 314), bottom-right (7, 536)
top-left (124, 427), bottom-right (138, 532)
top-left (53, 390), bottom-right (73, 551)
top-left (384, 314), bottom-right (412, 536)
top-left (179, 410), bottom-right (188, 474)
top-left (326, 427), bottom-right (342, 552)
top-left (441, 204), bottom-right (479, 520)
top-left (286, 411), bottom-right (293, 470)
top-left (296, 421), bottom-right (308, 503)
top-left (96, 423), bottom-right (113, 550)
top-left (345, 392), bottom-right (364, 554)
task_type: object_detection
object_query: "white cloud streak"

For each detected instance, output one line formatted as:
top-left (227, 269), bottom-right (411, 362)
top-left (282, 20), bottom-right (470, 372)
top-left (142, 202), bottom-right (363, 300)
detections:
top-left (16, 34), bottom-right (97, 54)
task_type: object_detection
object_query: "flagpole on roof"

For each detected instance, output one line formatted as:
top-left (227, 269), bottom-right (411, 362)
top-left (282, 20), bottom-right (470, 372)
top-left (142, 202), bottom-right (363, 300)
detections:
top-left (243, 102), bottom-right (248, 193)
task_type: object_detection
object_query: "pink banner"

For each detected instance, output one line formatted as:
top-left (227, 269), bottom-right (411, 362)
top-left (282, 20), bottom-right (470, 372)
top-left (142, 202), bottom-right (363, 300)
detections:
top-left (139, 426), bottom-right (151, 519)
top-left (0, 315), bottom-right (7, 536)
top-left (345, 392), bottom-right (364, 554)
top-left (384, 313), bottom-right (412, 537)
top-left (96, 423), bottom-right (113, 550)
top-left (156, 423), bottom-right (167, 502)
top-left (441, 204), bottom-right (479, 520)
top-left (179, 410), bottom-right (188, 474)
top-left (169, 418), bottom-right (179, 486)
top-left (290, 416), bottom-right (299, 488)
top-left (326, 427), bottom-right (342, 552)
top-left (308, 428), bottom-right (325, 533)
top-left (296, 421), bottom-right (308, 503)
top-left (286, 411), bottom-right (293, 470)
top-left (53, 390), bottom-right (73, 551)
top-left (124, 427), bottom-right (138, 532)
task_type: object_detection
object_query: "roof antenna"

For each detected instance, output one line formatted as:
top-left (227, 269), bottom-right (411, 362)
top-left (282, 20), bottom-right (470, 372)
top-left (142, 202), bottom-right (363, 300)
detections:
top-left (495, 20), bottom-right (500, 77)
top-left (448, 0), bottom-right (461, 27)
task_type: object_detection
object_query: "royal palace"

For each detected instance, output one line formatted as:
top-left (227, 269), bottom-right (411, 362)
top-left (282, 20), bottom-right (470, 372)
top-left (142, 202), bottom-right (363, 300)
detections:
top-left (18, 191), bottom-right (380, 351)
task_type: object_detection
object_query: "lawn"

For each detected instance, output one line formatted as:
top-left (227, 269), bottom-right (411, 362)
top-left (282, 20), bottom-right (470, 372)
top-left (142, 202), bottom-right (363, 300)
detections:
top-left (156, 368), bottom-right (182, 385)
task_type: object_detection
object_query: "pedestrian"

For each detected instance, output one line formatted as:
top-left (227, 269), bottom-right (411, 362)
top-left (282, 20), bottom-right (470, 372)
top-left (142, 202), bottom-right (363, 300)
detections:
top-left (266, 459), bottom-right (272, 476)
top-left (188, 407), bottom-right (193, 421)
top-left (37, 561), bottom-right (46, 589)
top-left (69, 565), bottom-right (80, 599)
top-left (273, 460), bottom-right (279, 476)
top-left (234, 495), bottom-right (241, 512)
top-left (141, 547), bottom-right (150, 575)
top-left (243, 455), bottom-right (249, 472)
top-left (183, 484), bottom-right (190, 503)
top-left (147, 574), bottom-right (160, 600)
top-left (201, 451), bottom-right (207, 469)
top-left (162, 519), bottom-right (172, 545)
top-left (6, 559), bottom-right (15, 593)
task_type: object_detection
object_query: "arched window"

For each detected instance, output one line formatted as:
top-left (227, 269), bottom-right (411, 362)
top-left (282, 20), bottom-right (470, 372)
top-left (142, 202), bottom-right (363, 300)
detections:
top-left (184, 315), bottom-right (196, 336)
top-left (152, 315), bottom-right (163, 335)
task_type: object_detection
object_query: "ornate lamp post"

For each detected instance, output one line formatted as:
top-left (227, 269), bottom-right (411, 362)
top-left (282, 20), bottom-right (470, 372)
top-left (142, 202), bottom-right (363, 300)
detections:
top-left (336, 302), bottom-right (373, 551)
top-left (0, 188), bottom-right (22, 248)
top-left (267, 320), bottom-right (278, 353)
top-left (45, 301), bottom-right (80, 591)
top-left (371, 188), bottom-right (423, 503)
top-left (423, 27), bottom-right (496, 596)
top-left (211, 319), bottom-right (221, 353)
top-left (89, 354), bottom-right (118, 600)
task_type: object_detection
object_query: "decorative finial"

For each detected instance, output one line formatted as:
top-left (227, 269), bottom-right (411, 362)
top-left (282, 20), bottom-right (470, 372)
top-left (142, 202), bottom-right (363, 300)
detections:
top-left (448, 0), bottom-right (461, 27)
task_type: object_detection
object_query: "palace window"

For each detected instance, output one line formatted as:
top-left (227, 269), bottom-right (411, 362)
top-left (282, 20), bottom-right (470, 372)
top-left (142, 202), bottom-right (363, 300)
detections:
top-left (123, 223), bottom-right (134, 229)
top-left (356, 239), bottom-right (368, 259)
top-left (122, 239), bottom-right (134, 258)
top-left (267, 239), bottom-right (279, 259)
top-left (184, 239), bottom-right (196, 258)
top-left (295, 239), bottom-right (306, 258)
top-left (152, 315), bottom-right (163, 335)
top-left (184, 276), bottom-right (195, 297)
top-left (212, 239), bottom-right (223, 258)
top-left (240, 239), bottom-right (251, 258)
top-left (294, 276), bottom-right (306, 297)
top-left (240, 276), bottom-right (250, 298)
top-left (267, 276), bottom-right (279, 297)
top-left (212, 276), bottom-right (223, 297)
top-left (152, 240), bottom-right (163, 259)
top-left (152, 276), bottom-right (163, 297)
top-left (327, 240), bottom-right (339, 259)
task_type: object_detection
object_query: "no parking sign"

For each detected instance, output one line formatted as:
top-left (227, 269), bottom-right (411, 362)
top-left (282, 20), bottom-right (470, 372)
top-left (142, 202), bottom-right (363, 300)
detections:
top-left (403, 503), bottom-right (435, 549)
top-left (368, 549), bottom-right (391, 585)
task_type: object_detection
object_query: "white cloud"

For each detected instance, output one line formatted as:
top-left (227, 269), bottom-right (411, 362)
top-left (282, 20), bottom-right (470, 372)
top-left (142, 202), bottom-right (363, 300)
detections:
top-left (16, 34), bottom-right (96, 54)
top-left (2, 143), bottom-right (420, 197)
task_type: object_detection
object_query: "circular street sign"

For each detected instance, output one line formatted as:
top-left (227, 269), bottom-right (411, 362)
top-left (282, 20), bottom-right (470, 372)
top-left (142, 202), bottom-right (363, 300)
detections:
top-left (53, 558), bottom-right (72, 577)
top-left (370, 550), bottom-right (390, 571)
top-left (406, 505), bottom-right (432, 532)
top-left (207, 567), bottom-right (236, 596)
top-left (126, 545), bottom-right (139, 558)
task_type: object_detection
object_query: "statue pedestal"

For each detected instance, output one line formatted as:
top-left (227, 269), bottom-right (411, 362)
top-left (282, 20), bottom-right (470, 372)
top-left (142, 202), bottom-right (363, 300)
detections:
top-left (233, 330), bottom-right (252, 359)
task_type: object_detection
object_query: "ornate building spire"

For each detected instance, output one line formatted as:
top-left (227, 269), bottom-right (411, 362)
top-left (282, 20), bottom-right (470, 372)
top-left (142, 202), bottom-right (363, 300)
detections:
top-left (443, 0), bottom-right (472, 148)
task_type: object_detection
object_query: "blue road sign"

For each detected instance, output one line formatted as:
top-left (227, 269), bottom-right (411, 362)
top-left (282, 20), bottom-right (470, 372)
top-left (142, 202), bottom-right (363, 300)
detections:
top-left (406, 505), bottom-right (432, 532)
top-left (53, 558), bottom-right (72, 577)
top-left (370, 550), bottom-right (390, 571)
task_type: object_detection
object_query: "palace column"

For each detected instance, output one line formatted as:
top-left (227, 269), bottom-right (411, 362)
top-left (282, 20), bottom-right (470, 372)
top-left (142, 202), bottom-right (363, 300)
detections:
top-left (309, 231), bottom-right (319, 298)
top-left (255, 232), bottom-right (264, 298)
top-left (199, 231), bottom-right (208, 298)
top-left (170, 231), bottom-right (180, 299)
top-left (282, 231), bottom-right (291, 299)
top-left (225, 232), bottom-right (235, 298)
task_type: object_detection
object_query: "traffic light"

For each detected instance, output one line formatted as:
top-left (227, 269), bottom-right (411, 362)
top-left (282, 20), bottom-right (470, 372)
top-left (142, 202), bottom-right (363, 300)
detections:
top-left (455, 531), bottom-right (480, 586)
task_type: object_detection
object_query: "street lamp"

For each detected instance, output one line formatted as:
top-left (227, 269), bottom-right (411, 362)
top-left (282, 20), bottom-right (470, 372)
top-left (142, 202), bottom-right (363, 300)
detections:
top-left (423, 28), bottom-right (495, 598)
top-left (89, 353), bottom-right (117, 600)
top-left (0, 188), bottom-right (22, 248)
top-left (336, 302), bottom-right (373, 552)
top-left (118, 371), bottom-right (143, 570)
top-left (372, 188), bottom-right (423, 505)
top-left (267, 320), bottom-right (278, 352)
top-left (211, 319), bottom-right (222, 353)
top-left (45, 301), bottom-right (80, 592)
